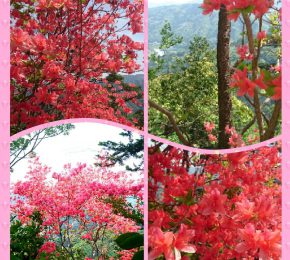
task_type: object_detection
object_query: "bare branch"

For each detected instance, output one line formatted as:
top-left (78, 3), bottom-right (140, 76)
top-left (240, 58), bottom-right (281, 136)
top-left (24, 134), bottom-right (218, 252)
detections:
top-left (149, 100), bottom-right (190, 146)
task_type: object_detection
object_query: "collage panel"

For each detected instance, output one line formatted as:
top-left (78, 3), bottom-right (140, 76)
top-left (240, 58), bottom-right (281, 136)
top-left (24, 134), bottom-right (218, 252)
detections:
top-left (10, 122), bottom-right (144, 259)
top-left (148, 0), bottom-right (281, 149)
top-left (10, 0), bottom-right (144, 135)
top-left (148, 141), bottom-right (281, 259)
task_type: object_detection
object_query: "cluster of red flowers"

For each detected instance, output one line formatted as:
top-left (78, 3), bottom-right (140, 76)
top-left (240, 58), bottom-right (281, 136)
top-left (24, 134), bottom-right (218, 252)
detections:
top-left (201, 0), bottom-right (274, 20)
top-left (204, 122), bottom-right (255, 148)
top-left (230, 67), bottom-right (281, 100)
top-left (11, 0), bottom-right (144, 133)
top-left (149, 144), bottom-right (281, 259)
top-left (38, 241), bottom-right (56, 255)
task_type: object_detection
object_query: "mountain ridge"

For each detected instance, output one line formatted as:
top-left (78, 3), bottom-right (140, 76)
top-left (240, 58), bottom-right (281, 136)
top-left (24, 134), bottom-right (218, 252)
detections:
top-left (149, 3), bottom-right (256, 50)
top-left (148, 3), bottom-right (277, 65)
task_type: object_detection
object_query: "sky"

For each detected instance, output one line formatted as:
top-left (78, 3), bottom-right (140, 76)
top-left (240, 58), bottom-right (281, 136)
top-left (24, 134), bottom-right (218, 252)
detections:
top-left (11, 123), bottom-right (143, 183)
top-left (149, 0), bottom-right (202, 8)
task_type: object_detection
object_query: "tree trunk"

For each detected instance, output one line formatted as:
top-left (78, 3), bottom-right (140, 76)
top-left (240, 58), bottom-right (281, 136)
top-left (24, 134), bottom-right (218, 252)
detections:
top-left (217, 5), bottom-right (232, 149)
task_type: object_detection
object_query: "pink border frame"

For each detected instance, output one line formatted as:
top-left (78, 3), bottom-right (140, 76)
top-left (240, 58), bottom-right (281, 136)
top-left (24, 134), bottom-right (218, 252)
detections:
top-left (1, 0), bottom-right (286, 259)
top-left (0, 0), bottom-right (10, 258)
top-left (148, 134), bottom-right (281, 155)
top-left (10, 119), bottom-right (145, 142)
top-left (282, 0), bottom-right (288, 258)
top-left (144, 0), bottom-right (149, 258)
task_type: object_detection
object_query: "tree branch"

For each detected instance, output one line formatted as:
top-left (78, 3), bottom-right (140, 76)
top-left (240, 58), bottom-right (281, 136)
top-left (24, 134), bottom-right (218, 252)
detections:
top-left (262, 100), bottom-right (281, 141)
top-left (242, 13), bottom-right (264, 138)
top-left (241, 117), bottom-right (256, 136)
top-left (149, 100), bottom-right (190, 146)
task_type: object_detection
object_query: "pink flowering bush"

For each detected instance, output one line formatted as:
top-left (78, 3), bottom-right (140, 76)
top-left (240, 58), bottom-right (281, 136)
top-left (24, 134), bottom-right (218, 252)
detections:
top-left (11, 158), bottom-right (143, 259)
top-left (149, 143), bottom-right (281, 259)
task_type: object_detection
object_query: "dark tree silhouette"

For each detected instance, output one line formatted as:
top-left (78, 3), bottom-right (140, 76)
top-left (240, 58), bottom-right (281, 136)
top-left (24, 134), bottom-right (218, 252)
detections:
top-left (95, 131), bottom-right (144, 172)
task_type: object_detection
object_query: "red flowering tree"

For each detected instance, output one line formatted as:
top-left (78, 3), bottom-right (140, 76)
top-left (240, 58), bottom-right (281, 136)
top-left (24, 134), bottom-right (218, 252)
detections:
top-left (148, 143), bottom-right (281, 259)
top-left (11, 158), bottom-right (143, 259)
top-left (11, 0), bottom-right (144, 134)
top-left (201, 0), bottom-right (281, 143)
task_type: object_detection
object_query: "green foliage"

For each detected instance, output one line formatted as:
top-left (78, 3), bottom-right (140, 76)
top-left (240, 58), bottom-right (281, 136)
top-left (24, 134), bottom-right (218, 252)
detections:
top-left (159, 21), bottom-right (183, 50)
top-left (115, 232), bottom-right (144, 260)
top-left (104, 196), bottom-right (144, 226)
top-left (149, 21), bottom-right (261, 147)
top-left (232, 97), bottom-right (254, 132)
top-left (149, 20), bottom-right (183, 79)
top-left (268, 9), bottom-right (281, 52)
top-left (149, 34), bottom-right (211, 146)
top-left (10, 211), bottom-right (45, 260)
top-left (69, 239), bottom-right (92, 259)
top-left (132, 250), bottom-right (144, 260)
top-left (115, 232), bottom-right (143, 250)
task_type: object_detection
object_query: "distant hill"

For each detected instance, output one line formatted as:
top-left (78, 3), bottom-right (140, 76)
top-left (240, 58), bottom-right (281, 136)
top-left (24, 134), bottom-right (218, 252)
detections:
top-left (149, 4), bottom-right (262, 50)
top-left (149, 4), bottom-right (277, 66)
top-left (123, 74), bottom-right (144, 89)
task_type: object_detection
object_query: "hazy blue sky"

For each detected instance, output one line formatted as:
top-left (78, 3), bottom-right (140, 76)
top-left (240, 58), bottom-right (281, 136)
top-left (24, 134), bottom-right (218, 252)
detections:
top-left (11, 123), bottom-right (143, 183)
top-left (149, 0), bottom-right (202, 8)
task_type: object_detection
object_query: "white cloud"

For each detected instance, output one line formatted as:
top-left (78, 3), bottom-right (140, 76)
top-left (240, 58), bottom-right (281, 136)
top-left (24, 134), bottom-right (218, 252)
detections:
top-left (11, 123), bottom-right (143, 183)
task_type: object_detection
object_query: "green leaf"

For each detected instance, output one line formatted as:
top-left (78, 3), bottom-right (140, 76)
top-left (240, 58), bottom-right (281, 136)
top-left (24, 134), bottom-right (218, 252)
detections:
top-left (242, 5), bottom-right (255, 14)
top-left (185, 188), bottom-right (194, 206)
top-left (265, 86), bottom-right (275, 97)
top-left (115, 232), bottom-right (143, 250)
top-left (132, 250), bottom-right (144, 260)
top-left (11, 256), bottom-right (22, 260)
top-left (236, 61), bottom-right (247, 71)
top-left (262, 69), bottom-right (272, 81)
